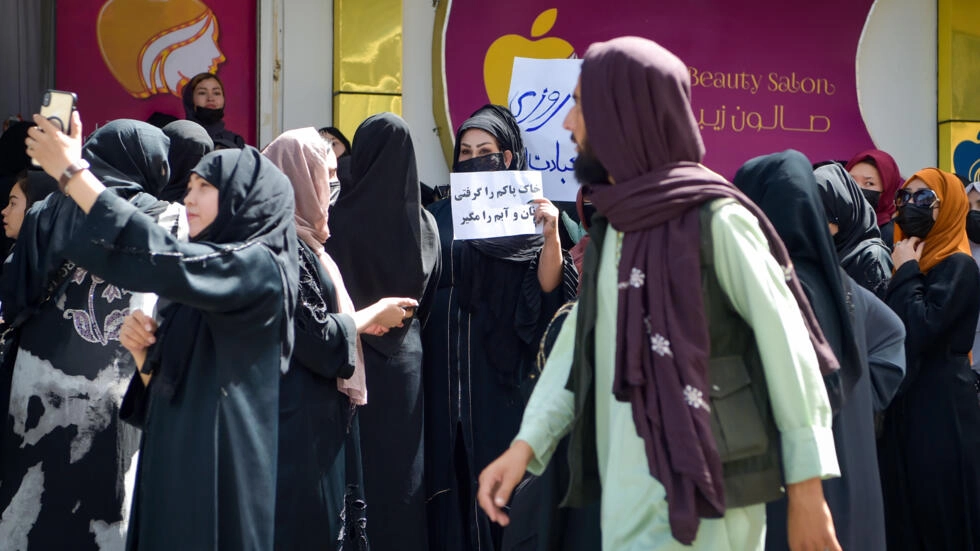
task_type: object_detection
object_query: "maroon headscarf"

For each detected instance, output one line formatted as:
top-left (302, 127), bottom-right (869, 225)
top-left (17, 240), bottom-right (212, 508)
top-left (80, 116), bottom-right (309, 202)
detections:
top-left (579, 36), bottom-right (839, 543)
top-left (845, 149), bottom-right (903, 226)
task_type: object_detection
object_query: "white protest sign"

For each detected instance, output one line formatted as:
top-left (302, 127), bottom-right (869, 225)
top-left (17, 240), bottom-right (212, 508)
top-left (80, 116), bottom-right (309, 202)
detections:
top-left (507, 57), bottom-right (583, 202)
top-left (451, 171), bottom-right (544, 240)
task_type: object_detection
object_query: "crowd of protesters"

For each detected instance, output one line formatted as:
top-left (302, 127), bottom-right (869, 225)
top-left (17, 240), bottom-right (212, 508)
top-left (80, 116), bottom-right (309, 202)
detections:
top-left (0, 37), bottom-right (977, 551)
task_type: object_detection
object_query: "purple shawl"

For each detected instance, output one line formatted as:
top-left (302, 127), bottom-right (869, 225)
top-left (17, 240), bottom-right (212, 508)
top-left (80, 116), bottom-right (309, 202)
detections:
top-left (580, 36), bottom-right (839, 544)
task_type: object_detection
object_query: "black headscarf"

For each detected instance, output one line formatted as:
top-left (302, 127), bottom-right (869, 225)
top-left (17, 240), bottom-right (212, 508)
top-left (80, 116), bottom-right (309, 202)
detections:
top-left (325, 113), bottom-right (439, 357)
top-left (734, 150), bottom-right (861, 406)
top-left (181, 76), bottom-right (245, 149)
top-left (1, 120), bottom-right (171, 319)
top-left (148, 147), bottom-right (299, 397)
top-left (160, 120), bottom-right (213, 202)
top-left (813, 163), bottom-right (893, 296)
top-left (451, 104), bottom-right (527, 172)
top-left (0, 122), bottom-right (35, 177)
top-left (813, 164), bottom-right (884, 259)
top-left (21, 171), bottom-right (59, 207)
top-left (0, 123), bottom-right (36, 256)
top-left (84, 119), bottom-right (171, 196)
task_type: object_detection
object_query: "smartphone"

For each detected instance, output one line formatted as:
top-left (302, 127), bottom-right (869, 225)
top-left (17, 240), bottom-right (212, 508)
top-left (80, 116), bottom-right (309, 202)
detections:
top-left (32, 90), bottom-right (77, 166)
top-left (39, 89), bottom-right (77, 133)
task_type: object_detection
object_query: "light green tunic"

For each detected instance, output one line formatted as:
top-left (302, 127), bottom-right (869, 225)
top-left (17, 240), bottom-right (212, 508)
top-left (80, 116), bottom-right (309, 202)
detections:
top-left (515, 202), bottom-right (840, 550)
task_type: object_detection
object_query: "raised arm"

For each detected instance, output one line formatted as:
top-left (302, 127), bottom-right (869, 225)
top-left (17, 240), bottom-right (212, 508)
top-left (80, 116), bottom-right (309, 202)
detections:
top-left (532, 198), bottom-right (564, 292)
top-left (26, 111), bottom-right (283, 313)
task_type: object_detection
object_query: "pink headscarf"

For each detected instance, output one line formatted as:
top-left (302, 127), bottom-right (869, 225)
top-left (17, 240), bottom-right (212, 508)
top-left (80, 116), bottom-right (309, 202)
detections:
top-left (262, 128), bottom-right (367, 405)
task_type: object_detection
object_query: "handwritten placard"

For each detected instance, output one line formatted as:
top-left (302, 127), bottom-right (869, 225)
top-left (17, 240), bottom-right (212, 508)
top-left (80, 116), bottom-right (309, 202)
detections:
top-left (507, 57), bottom-right (583, 202)
top-left (451, 171), bottom-right (544, 240)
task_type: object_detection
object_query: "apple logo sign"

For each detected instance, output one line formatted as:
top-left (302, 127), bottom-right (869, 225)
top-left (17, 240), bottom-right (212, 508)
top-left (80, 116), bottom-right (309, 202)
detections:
top-left (954, 131), bottom-right (980, 182)
top-left (483, 8), bottom-right (576, 106)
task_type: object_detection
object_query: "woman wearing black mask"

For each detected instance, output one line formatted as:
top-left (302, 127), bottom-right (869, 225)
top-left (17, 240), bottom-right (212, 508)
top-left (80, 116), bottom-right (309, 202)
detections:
top-left (422, 104), bottom-right (578, 551)
top-left (881, 168), bottom-right (980, 550)
top-left (182, 72), bottom-right (245, 149)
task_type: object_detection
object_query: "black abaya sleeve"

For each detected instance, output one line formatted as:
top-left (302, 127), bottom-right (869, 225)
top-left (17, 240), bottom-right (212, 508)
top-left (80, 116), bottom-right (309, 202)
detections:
top-left (61, 191), bottom-right (283, 312)
top-left (416, 208), bottom-right (442, 328)
top-left (851, 281), bottom-right (906, 411)
top-left (292, 311), bottom-right (356, 380)
top-left (886, 253), bottom-right (980, 388)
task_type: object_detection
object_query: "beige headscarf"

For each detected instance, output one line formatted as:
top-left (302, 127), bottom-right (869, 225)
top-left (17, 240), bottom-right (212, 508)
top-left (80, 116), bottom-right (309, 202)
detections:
top-left (262, 127), bottom-right (367, 405)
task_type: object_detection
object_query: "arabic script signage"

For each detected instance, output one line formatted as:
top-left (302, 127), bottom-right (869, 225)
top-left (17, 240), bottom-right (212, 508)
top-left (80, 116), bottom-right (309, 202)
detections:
top-left (451, 171), bottom-right (544, 239)
top-left (436, 0), bottom-right (876, 179)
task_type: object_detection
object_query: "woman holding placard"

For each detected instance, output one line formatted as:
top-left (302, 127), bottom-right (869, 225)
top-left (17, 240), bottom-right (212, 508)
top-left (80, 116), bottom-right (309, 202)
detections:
top-left (423, 104), bottom-right (578, 551)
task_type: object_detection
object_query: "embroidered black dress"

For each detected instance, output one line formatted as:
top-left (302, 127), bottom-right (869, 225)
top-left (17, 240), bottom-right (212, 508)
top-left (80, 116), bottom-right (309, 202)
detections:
top-left (0, 120), bottom-right (171, 551)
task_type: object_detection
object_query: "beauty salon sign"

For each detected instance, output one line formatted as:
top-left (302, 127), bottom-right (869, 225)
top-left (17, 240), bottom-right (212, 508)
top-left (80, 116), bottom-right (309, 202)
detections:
top-left (434, 1), bottom-right (877, 179)
top-left (56, 0), bottom-right (256, 144)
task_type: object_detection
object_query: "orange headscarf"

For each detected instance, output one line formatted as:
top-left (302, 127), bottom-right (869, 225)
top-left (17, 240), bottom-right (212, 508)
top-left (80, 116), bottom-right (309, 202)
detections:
top-left (894, 168), bottom-right (972, 273)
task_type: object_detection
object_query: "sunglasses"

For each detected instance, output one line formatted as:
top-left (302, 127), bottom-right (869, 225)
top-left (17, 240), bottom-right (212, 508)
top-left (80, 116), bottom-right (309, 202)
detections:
top-left (895, 188), bottom-right (939, 209)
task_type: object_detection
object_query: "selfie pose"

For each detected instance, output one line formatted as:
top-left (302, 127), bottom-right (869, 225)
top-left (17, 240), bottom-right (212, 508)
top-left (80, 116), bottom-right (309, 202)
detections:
top-left (25, 110), bottom-right (297, 551)
top-left (0, 120), bottom-right (171, 550)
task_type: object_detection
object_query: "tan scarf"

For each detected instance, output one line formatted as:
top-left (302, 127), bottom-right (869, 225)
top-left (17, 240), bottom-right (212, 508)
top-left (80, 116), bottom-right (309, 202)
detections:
top-left (262, 128), bottom-right (367, 404)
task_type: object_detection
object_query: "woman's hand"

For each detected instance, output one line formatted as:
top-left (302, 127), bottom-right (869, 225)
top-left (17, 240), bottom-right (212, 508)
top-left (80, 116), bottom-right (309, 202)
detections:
top-left (892, 237), bottom-right (923, 268)
top-left (532, 197), bottom-right (565, 292)
top-left (352, 297), bottom-right (419, 334)
top-left (26, 110), bottom-right (83, 181)
top-left (120, 310), bottom-right (158, 386)
top-left (531, 198), bottom-right (560, 242)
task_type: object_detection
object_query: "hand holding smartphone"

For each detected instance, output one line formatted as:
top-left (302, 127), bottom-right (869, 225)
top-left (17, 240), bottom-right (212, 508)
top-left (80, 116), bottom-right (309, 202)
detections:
top-left (32, 90), bottom-right (77, 167)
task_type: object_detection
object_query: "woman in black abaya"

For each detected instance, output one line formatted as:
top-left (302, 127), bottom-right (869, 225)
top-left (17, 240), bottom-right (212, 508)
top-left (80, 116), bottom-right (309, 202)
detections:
top-left (423, 104), bottom-right (578, 551)
top-left (325, 112), bottom-right (441, 551)
top-left (26, 110), bottom-right (298, 551)
top-left (0, 120), bottom-right (172, 550)
top-left (735, 150), bottom-right (906, 551)
top-left (880, 168), bottom-right (980, 550)
top-left (263, 127), bottom-right (419, 550)
top-left (813, 163), bottom-right (893, 298)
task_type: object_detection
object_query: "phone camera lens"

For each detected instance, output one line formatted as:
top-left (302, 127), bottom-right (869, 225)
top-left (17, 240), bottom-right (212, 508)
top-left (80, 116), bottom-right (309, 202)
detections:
top-left (42, 93), bottom-right (50, 106)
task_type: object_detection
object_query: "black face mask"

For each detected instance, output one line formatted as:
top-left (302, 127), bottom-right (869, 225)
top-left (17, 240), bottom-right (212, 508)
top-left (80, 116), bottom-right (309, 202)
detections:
top-left (194, 106), bottom-right (224, 125)
top-left (895, 205), bottom-right (936, 238)
top-left (861, 188), bottom-right (881, 210)
top-left (967, 211), bottom-right (980, 244)
top-left (454, 152), bottom-right (507, 173)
